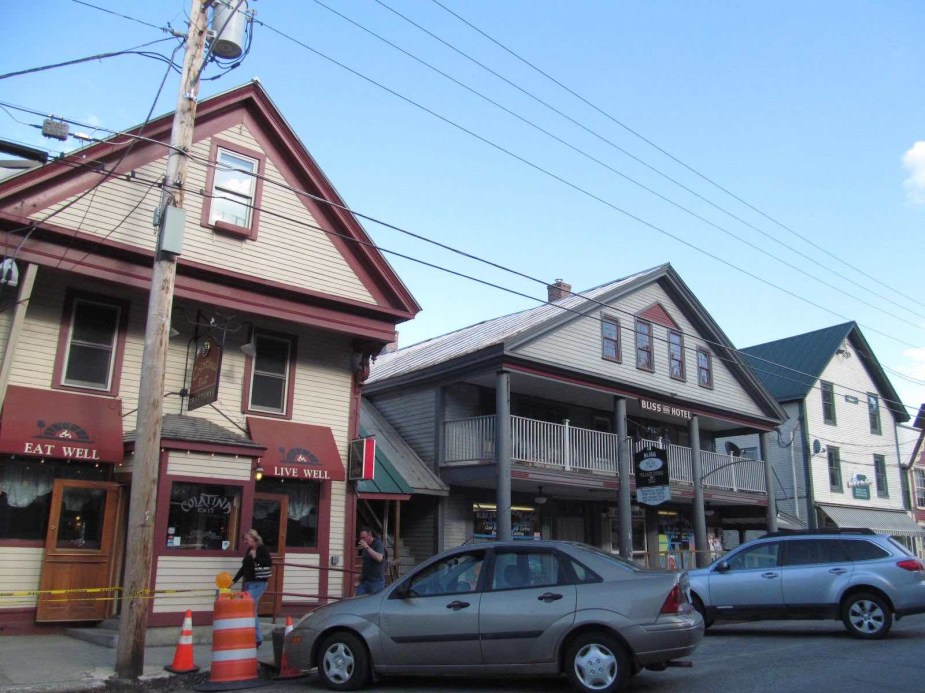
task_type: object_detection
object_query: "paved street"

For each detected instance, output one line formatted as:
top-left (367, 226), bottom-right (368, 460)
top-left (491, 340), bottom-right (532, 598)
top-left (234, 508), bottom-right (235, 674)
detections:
top-left (171, 617), bottom-right (925, 693)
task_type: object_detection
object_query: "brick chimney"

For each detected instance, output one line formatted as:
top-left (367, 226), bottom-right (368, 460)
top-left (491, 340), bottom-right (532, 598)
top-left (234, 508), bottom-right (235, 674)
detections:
top-left (547, 279), bottom-right (571, 303)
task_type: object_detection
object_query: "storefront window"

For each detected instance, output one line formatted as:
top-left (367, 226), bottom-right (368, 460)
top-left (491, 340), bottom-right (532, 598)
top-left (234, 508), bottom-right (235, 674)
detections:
top-left (0, 460), bottom-right (107, 541)
top-left (166, 481), bottom-right (241, 551)
top-left (254, 478), bottom-right (320, 549)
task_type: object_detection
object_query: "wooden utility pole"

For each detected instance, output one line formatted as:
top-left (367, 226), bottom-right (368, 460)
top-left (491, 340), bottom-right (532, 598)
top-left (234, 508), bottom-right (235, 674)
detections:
top-left (115, 0), bottom-right (211, 678)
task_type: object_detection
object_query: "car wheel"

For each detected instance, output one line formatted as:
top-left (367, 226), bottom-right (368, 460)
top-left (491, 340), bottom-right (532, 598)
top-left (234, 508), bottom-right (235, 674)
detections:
top-left (318, 631), bottom-right (371, 691)
top-left (564, 631), bottom-right (631, 693)
top-left (692, 594), bottom-right (713, 629)
top-left (841, 592), bottom-right (892, 640)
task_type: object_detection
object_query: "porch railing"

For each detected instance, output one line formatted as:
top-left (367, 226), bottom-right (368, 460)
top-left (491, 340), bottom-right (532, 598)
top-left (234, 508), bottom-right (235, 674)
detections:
top-left (444, 416), bottom-right (766, 494)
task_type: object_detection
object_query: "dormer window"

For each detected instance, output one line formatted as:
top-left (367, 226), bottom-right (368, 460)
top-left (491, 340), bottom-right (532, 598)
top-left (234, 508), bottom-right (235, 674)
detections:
top-left (202, 139), bottom-right (265, 240)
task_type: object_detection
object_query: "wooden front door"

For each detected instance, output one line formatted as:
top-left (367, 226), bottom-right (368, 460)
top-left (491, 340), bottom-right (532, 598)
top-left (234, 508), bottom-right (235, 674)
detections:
top-left (36, 479), bottom-right (121, 622)
top-left (252, 493), bottom-right (287, 617)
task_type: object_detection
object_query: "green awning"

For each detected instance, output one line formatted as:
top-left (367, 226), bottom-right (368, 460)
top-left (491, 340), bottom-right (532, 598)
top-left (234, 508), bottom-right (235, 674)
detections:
top-left (356, 432), bottom-right (413, 498)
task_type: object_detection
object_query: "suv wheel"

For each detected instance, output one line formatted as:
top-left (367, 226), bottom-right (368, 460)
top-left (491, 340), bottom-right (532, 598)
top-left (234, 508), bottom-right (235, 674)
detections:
top-left (841, 592), bottom-right (892, 639)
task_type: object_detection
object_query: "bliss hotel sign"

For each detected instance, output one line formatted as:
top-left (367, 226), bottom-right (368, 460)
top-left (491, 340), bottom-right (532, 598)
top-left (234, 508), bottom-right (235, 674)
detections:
top-left (639, 398), bottom-right (693, 421)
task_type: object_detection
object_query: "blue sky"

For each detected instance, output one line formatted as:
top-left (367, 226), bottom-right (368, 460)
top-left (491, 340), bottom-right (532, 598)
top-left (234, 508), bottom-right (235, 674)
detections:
top-left (3, 1), bottom-right (924, 417)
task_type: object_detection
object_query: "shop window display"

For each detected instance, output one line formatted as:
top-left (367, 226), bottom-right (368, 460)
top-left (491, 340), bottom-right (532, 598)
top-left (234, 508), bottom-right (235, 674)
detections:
top-left (0, 460), bottom-right (106, 541)
top-left (166, 481), bottom-right (241, 550)
top-left (254, 477), bottom-right (320, 549)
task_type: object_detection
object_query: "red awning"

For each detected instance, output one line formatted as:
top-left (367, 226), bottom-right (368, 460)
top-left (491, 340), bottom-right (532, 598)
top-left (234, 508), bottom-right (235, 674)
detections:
top-left (247, 417), bottom-right (346, 481)
top-left (0, 385), bottom-right (125, 463)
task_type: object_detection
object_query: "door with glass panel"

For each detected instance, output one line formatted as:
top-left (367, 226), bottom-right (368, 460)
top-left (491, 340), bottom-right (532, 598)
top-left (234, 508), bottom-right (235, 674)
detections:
top-left (36, 479), bottom-right (121, 622)
top-left (252, 493), bottom-right (288, 617)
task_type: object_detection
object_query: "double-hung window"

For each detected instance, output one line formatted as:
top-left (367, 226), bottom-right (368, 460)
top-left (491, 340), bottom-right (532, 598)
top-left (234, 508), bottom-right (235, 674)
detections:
top-left (828, 446), bottom-right (842, 492)
top-left (821, 381), bottom-right (837, 425)
top-left (867, 394), bottom-right (881, 435)
top-left (915, 469), bottom-right (925, 508)
top-left (245, 332), bottom-right (296, 416)
top-left (697, 348), bottom-right (713, 388)
top-left (873, 454), bottom-right (888, 498)
top-left (668, 329), bottom-right (685, 380)
top-left (601, 316), bottom-right (620, 362)
top-left (203, 139), bottom-right (264, 239)
top-left (635, 319), bottom-right (653, 371)
top-left (57, 293), bottom-right (127, 394)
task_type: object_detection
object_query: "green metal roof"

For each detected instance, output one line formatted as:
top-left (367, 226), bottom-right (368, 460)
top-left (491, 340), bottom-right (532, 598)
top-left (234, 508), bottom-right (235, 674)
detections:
top-left (356, 428), bottom-right (413, 496)
top-left (742, 322), bottom-right (908, 423)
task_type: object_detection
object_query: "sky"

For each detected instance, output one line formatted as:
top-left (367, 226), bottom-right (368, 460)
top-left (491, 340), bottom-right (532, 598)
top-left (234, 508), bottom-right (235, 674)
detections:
top-left (2, 1), bottom-right (924, 420)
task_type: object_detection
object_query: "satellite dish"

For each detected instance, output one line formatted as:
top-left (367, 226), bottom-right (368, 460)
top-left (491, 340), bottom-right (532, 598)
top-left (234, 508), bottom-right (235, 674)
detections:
top-left (725, 441), bottom-right (742, 457)
top-left (813, 439), bottom-right (823, 455)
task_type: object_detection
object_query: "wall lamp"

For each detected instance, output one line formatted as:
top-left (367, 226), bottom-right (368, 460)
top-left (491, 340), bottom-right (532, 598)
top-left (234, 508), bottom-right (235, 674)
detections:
top-left (240, 337), bottom-right (258, 357)
top-left (254, 460), bottom-right (264, 481)
top-left (534, 486), bottom-right (548, 506)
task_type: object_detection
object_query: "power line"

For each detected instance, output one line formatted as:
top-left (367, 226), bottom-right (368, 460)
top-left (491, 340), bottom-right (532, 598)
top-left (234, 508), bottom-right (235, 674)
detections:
top-left (249, 19), bottom-right (922, 354)
top-left (310, 0), bottom-right (925, 329)
top-left (0, 38), bottom-right (181, 81)
top-left (1, 100), bottom-right (919, 418)
top-left (427, 0), bottom-right (925, 312)
top-left (69, 0), bottom-right (180, 33)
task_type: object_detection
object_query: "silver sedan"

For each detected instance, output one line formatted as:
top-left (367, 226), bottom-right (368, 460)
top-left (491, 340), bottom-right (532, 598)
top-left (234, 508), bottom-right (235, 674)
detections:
top-left (285, 540), bottom-right (703, 693)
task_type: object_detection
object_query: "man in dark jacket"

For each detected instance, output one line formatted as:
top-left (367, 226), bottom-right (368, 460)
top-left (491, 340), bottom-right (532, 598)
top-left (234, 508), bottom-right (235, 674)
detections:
top-left (356, 527), bottom-right (385, 595)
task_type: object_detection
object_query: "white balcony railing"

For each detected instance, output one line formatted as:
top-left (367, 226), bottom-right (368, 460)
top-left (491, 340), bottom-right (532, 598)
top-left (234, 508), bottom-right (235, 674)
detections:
top-left (443, 416), bottom-right (767, 494)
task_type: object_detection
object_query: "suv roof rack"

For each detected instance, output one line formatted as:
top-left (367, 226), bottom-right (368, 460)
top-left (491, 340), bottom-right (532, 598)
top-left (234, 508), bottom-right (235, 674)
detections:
top-left (760, 527), bottom-right (875, 538)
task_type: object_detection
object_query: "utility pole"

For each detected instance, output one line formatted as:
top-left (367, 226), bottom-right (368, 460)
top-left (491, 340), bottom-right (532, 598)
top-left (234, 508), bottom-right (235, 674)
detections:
top-left (115, 0), bottom-right (211, 678)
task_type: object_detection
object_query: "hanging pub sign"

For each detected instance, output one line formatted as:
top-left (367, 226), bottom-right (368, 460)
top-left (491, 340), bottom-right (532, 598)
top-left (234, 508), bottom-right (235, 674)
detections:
top-left (348, 437), bottom-right (376, 481)
top-left (634, 446), bottom-right (672, 505)
top-left (188, 336), bottom-right (223, 411)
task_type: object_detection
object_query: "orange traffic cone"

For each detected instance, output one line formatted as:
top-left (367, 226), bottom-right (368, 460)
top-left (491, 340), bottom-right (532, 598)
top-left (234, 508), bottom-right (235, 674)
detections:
top-left (165, 610), bottom-right (200, 674)
top-left (274, 616), bottom-right (307, 680)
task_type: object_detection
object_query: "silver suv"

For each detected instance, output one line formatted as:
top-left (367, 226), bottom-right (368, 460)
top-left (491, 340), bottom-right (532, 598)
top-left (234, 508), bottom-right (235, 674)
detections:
top-left (687, 529), bottom-right (925, 639)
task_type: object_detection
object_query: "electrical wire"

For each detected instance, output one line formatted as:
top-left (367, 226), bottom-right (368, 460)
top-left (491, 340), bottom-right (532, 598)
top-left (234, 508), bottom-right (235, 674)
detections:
top-left (1, 101), bottom-right (920, 417)
top-left (69, 0), bottom-right (179, 34)
top-left (251, 18), bottom-right (923, 355)
top-left (313, 0), bottom-right (925, 329)
top-left (0, 38), bottom-right (181, 81)
top-left (427, 0), bottom-right (925, 312)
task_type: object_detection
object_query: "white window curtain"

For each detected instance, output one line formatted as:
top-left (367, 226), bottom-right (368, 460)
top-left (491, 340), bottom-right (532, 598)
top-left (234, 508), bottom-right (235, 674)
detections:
top-left (0, 462), bottom-right (54, 508)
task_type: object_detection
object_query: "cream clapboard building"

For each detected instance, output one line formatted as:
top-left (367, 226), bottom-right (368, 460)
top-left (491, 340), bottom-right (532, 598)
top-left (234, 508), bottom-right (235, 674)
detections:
top-left (0, 82), bottom-right (419, 632)
top-left (720, 323), bottom-right (921, 547)
top-left (365, 269), bottom-right (786, 568)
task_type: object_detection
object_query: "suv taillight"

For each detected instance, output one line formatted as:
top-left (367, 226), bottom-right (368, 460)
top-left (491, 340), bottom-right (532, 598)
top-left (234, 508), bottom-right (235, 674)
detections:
top-left (659, 584), bottom-right (687, 614)
top-left (896, 559), bottom-right (925, 572)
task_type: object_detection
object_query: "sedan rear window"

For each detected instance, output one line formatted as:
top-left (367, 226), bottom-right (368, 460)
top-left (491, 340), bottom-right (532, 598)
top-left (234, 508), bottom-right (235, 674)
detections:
top-left (842, 539), bottom-right (889, 562)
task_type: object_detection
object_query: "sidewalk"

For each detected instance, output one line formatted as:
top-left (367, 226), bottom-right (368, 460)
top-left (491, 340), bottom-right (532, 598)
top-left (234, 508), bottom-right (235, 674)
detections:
top-left (0, 621), bottom-right (281, 692)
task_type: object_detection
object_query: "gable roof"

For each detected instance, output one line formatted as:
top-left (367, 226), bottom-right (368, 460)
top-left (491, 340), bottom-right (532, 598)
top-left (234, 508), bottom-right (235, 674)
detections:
top-left (368, 265), bottom-right (658, 383)
top-left (368, 263), bottom-right (785, 423)
top-left (0, 81), bottom-right (420, 332)
top-left (741, 322), bottom-right (908, 422)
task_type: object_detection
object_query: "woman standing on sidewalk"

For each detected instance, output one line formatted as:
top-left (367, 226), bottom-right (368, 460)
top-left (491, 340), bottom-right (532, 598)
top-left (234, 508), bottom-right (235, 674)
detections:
top-left (232, 529), bottom-right (272, 647)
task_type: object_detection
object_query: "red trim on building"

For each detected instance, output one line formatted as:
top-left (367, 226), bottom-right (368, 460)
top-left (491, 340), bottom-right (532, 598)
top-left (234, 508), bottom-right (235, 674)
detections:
top-left (637, 302), bottom-right (680, 329)
top-left (247, 417), bottom-right (346, 481)
top-left (0, 386), bottom-right (124, 462)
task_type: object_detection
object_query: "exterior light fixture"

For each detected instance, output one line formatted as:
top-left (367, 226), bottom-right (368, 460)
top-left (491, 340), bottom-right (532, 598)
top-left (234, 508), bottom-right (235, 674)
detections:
top-left (241, 337), bottom-right (257, 357)
top-left (534, 486), bottom-right (548, 506)
top-left (254, 461), bottom-right (264, 481)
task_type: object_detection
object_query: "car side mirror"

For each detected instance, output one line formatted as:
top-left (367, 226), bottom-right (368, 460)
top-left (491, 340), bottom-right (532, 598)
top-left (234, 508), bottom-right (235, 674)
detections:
top-left (715, 560), bottom-right (730, 573)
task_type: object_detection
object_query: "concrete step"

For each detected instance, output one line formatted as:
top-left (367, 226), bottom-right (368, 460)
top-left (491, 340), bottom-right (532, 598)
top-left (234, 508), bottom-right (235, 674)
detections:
top-left (65, 619), bottom-right (278, 649)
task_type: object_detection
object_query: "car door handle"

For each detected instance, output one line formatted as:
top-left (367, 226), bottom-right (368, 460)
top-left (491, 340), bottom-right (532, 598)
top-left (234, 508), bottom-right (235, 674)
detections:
top-left (761, 572), bottom-right (779, 580)
top-left (446, 600), bottom-right (470, 610)
top-left (829, 568), bottom-right (848, 575)
top-left (538, 592), bottom-right (563, 602)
